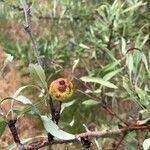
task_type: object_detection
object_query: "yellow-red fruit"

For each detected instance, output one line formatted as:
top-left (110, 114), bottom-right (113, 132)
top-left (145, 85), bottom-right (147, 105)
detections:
top-left (49, 78), bottom-right (73, 102)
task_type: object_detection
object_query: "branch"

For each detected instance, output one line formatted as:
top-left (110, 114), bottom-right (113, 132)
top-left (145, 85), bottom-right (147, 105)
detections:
top-left (20, 0), bottom-right (42, 66)
top-left (47, 95), bottom-right (62, 125)
top-left (17, 125), bottom-right (150, 150)
top-left (114, 134), bottom-right (126, 150)
top-left (77, 89), bottom-right (129, 126)
top-left (7, 119), bottom-right (25, 149)
top-left (102, 104), bottom-right (129, 126)
top-left (47, 96), bottom-right (62, 143)
top-left (76, 125), bottom-right (150, 138)
top-left (47, 95), bottom-right (56, 142)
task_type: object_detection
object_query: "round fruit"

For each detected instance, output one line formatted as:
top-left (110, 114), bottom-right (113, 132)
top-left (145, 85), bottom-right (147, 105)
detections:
top-left (49, 78), bottom-right (73, 102)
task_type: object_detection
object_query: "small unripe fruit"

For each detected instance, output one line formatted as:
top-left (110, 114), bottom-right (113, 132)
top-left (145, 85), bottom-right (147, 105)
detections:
top-left (49, 78), bottom-right (73, 102)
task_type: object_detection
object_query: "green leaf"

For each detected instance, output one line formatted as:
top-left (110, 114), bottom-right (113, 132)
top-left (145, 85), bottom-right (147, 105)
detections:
top-left (143, 138), bottom-right (150, 150)
top-left (5, 0), bottom-right (20, 6)
top-left (1, 95), bottom-right (32, 105)
top-left (80, 76), bottom-right (118, 89)
top-left (13, 85), bottom-right (43, 98)
top-left (72, 58), bottom-right (79, 73)
top-left (122, 77), bottom-right (131, 94)
top-left (82, 99), bottom-right (99, 106)
top-left (12, 107), bottom-right (23, 114)
top-left (124, 132), bottom-right (136, 149)
top-left (0, 118), bottom-right (7, 137)
top-left (0, 53), bottom-right (14, 77)
top-left (137, 118), bottom-right (150, 125)
top-left (29, 64), bottom-right (47, 89)
top-left (100, 61), bottom-right (120, 73)
top-left (105, 92), bottom-right (115, 97)
top-left (121, 37), bottom-right (126, 55)
top-left (123, 1), bottom-right (145, 13)
top-left (14, 95), bottom-right (32, 105)
top-left (141, 34), bottom-right (149, 49)
top-left (141, 53), bottom-right (149, 71)
top-left (61, 100), bottom-right (76, 114)
top-left (41, 115), bottom-right (75, 140)
top-left (97, 4), bottom-right (109, 16)
top-left (103, 68), bottom-right (123, 81)
top-left (135, 86), bottom-right (146, 101)
top-left (4, 53), bottom-right (14, 64)
top-left (79, 43), bottom-right (90, 49)
top-left (126, 54), bottom-right (133, 77)
top-left (104, 48), bottom-right (118, 62)
top-left (18, 104), bottom-right (40, 116)
top-left (85, 88), bottom-right (101, 94)
top-left (0, 107), bottom-right (4, 116)
top-left (13, 86), bottom-right (29, 97)
top-left (139, 110), bottom-right (150, 120)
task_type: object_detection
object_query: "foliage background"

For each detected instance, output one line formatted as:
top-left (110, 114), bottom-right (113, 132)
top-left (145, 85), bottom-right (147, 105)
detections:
top-left (0, 0), bottom-right (150, 149)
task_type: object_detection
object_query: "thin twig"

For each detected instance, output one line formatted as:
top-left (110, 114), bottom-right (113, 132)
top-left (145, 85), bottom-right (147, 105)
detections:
top-left (114, 134), bottom-right (126, 150)
top-left (77, 89), bottom-right (128, 126)
top-left (102, 104), bottom-right (129, 126)
top-left (136, 131), bottom-right (143, 150)
top-left (20, 0), bottom-right (42, 66)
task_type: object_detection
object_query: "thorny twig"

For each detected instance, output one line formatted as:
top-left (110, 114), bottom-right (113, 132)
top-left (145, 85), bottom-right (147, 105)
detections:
top-left (20, 0), bottom-right (42, 66)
